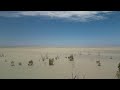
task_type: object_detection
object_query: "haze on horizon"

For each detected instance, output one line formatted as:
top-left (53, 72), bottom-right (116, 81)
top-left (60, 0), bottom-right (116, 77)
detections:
top-left (0, 11), bottom-right (120, 47)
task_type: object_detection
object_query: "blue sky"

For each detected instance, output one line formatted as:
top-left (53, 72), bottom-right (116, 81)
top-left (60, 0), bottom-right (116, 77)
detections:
top-left (0, 11), bottom-right (120, 47)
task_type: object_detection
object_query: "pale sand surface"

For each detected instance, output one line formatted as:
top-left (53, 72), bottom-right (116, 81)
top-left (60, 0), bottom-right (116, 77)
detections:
top-left (0, 47), bottom-right (120, 79)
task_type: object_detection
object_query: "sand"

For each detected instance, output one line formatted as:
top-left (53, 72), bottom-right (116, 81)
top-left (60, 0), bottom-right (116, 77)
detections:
top-left (0, 47), bottom-right (120, 79)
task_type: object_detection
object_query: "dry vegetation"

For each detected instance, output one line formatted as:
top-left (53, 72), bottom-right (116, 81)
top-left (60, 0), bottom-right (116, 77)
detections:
top-left (0, 48), bottom-right (120, 79)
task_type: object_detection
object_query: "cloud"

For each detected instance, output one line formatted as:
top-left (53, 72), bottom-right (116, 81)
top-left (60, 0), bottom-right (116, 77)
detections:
top-left (0, 11), bottom-right (113, 22)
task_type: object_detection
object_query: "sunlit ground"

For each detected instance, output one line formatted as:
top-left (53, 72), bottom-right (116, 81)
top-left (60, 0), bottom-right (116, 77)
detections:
top-left (0, 47), bottom-right (120, 79)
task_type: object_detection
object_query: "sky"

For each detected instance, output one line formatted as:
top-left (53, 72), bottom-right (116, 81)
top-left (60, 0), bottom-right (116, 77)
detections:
top-left (0, 11), bottom-right (120, 47)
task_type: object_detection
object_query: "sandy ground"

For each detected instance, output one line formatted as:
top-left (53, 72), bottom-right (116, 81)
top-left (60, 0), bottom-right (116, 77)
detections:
top-left (0, 47), bottom-right (120, 79)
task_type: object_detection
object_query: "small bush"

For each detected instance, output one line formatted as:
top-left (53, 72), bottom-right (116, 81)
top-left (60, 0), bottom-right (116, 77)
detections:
top-left (118, 63), bottom-right (120, 71)
top-left (11, 61), bottom-right (15, 66)
top-left (49, 58), bottom-right (54, 66)
top-left (28, 60), bottom-right (33, 66)
top-left (68, 54), bottom-right (74, 61)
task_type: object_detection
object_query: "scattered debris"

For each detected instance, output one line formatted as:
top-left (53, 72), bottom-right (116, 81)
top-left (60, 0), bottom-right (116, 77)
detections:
top-left (96, 59), bottom-right (101, 66)
top-left (18, 62), bottom-right (22, 66)
top-left (98, 62), bottom-right (101, 66)
top-left (79, 51), bottom-right (82, 55)
top-left (42, 57), bottom-right (45, 61)
top-left (5, 59), bottom-right (7, 62)
top-left (55, 57), bottom-right (57, 60)
top-left (116, 71), bottom-right (120, 79)
top-left (96, 52), bottom-right (101, 66)
top-left (88, 52), bottom-right (91, 55)
top-left (0, 53), bottom-right (4, 57)
top-left (71, 72), bottom-right (80, 79)
top-left (110, 56), bottom-right (112, 59)
top-left (28, 60), bottom-right (33, 66)
top-left (82, 74), bottom-right (86, 79)
top-left (65, 57), bottom-right (68, 59)
top-left (45, 53), bottom-right (48, 59)
top-left (55, 56), bottom-right (59, 60)
top-left (11, 61), bottom-right (15, 66)
top-left (41, 55), bottom-right (45, 61)
top-left (96, 60), bottom-right (100, 64)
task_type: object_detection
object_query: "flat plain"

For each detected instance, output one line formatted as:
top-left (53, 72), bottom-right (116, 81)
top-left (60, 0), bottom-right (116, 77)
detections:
top-left (0, 47), bottom-right (120, 79)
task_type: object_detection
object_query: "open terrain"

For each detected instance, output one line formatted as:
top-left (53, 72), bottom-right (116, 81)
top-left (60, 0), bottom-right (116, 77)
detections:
top-left (0, 47), bottom-right (120, 79)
